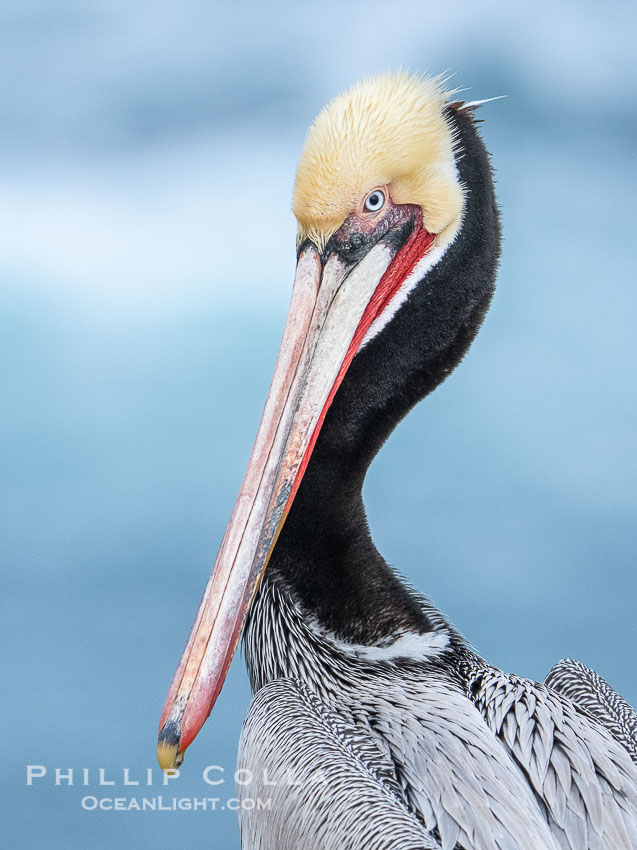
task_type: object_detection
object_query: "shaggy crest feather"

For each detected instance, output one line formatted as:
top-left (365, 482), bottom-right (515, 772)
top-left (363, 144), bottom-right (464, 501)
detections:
top-left (293, 72), bottom-right (464, 250)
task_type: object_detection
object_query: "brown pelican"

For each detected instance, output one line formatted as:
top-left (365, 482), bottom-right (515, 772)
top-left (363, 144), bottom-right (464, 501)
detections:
top-left (157, 73), bottom-right (637, 848)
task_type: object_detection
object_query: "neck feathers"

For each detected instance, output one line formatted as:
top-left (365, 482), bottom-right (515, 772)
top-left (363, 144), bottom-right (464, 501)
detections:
top-left (244, 576), bottom-right (463, 697)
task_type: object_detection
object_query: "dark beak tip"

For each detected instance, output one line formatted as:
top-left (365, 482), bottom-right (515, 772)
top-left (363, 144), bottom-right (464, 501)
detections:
top-left (157, 719), bottom-right (184, 771)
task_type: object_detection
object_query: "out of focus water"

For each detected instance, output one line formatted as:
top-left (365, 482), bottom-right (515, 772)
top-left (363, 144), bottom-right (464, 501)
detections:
top-left (1, 2), bottom-right (636, 847)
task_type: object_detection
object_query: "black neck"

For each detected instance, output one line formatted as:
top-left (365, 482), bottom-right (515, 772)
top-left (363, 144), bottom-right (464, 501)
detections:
top-left (267, 107), bottom-right (500, 645)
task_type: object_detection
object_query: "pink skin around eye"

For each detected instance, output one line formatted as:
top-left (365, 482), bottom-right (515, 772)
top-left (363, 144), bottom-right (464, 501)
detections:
top-left (356, 184), bottom-right (392, 230)
top-left (331, 192), bottom-right (421, 258)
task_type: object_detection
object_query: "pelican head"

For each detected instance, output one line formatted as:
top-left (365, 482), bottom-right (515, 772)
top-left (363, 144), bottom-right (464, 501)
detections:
top-left (293, 72), bottom-right (463, 251)
top-left (158, 72), bottom-right (470, 770)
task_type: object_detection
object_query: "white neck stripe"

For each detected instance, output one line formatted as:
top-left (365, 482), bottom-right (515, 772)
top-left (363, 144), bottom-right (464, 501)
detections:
top-left (359, 236), bottom-right (454, 351)
top-left (306, 620), bottom-right (450, 662)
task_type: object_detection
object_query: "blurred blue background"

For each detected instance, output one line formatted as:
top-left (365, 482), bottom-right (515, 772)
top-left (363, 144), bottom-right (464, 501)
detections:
top-left (2, 1), bottom-right (635, 847)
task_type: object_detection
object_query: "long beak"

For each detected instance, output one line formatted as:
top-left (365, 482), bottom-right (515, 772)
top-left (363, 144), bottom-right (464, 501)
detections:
top-left (158, 222), bottom-right (435, 770)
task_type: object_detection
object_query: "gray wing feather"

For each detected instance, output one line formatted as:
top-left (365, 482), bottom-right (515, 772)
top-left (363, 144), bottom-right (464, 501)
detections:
top-left (546, 658), bottom-right (637, 763)
top-left (471, 667), bottom-right (637, 849)
top-left (237, 678), bottom-right (439, 850)
top-left (360, 679), bottom-right (560, 850)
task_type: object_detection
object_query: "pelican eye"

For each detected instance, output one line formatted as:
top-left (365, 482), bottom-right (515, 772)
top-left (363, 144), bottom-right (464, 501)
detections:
top-left (364, 190), bottom-right (385, 212)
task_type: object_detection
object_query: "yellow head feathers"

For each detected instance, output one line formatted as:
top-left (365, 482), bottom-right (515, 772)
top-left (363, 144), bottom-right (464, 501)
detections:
top-left (293, 72), bottom-right (464, 251)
